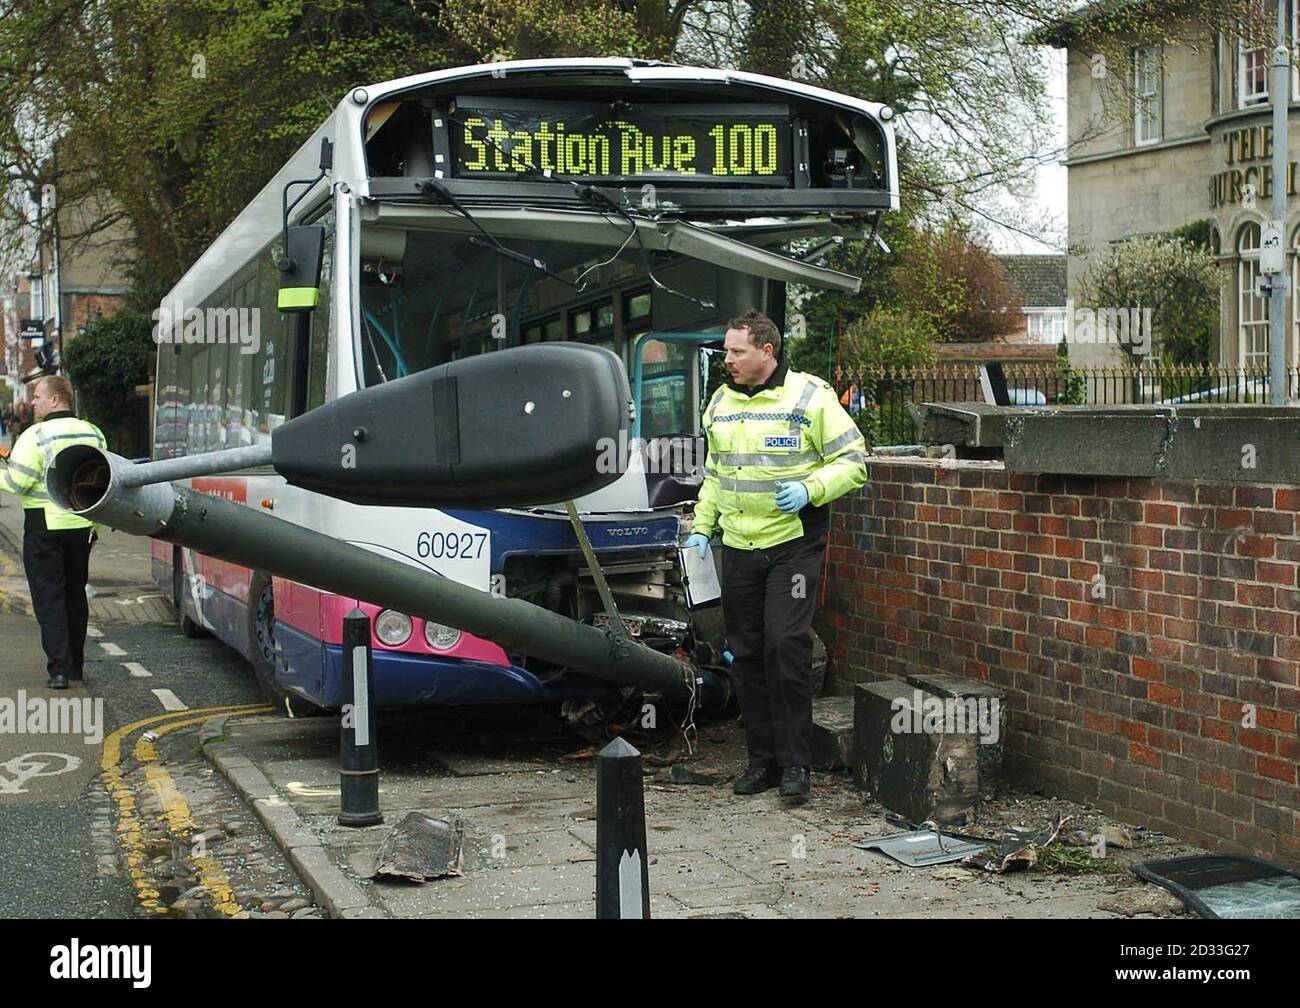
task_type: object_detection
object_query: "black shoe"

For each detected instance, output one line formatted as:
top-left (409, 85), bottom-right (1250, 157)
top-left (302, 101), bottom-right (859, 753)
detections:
top-left (779, 766), bottom-right (811, 802)
top-left (68, 670), bottom-right (83, 682)
top-left (732, 766), bottom-right (782, 795)
top-left (47, 675), bottom-right (69, 690)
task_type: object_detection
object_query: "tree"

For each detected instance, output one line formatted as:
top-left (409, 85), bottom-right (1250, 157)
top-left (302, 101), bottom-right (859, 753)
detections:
top-left (785, 204), bottom-right (920, 378)
top-left (892, 222), bottom-right (1026, 343)
top-left (61, 311), bottom-right (155, 454)
top-left (0, 1), bottom-right (479, 295)
top-left (840, 304), bottom-right (937, 371)
top-left (1076, 234), bottom-right (1219, 365)
top-left (788, 217), bottom-right (1022, 378)
top-left (437, 0), bottom-right (687, 58)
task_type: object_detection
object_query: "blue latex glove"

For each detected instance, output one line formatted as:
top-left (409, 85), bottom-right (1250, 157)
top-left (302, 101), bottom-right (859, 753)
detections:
top-left (774, 480), bottom-right (809, 513)
top-left (684, 532), bottom-right (710, 558)
top-left (722, 649), bottom-right (734, 665)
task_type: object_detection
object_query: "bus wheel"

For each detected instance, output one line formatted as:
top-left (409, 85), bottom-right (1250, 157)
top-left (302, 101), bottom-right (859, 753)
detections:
top-left (173, 548), bottom-right (206, 639)
top-left (247, 572), bottom-right (323, 718)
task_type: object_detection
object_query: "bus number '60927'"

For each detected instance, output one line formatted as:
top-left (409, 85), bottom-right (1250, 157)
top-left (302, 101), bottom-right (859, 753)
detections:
top-left (416, 531), bottom-right (488, 560)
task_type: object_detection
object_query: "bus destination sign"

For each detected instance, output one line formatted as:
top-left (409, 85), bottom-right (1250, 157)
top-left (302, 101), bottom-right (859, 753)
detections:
top-left (449, 97), bottom-right (792, 184)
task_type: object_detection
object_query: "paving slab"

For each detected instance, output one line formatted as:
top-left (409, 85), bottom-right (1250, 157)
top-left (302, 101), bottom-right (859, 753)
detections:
top-left (205, 708), bottom-right (1207, 919)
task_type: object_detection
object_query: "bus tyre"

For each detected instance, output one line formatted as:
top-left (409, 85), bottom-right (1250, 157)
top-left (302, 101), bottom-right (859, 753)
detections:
top-left (247, 572), bottom-right (323, 719)
top-left (173, 549), bottom-right (207, 639)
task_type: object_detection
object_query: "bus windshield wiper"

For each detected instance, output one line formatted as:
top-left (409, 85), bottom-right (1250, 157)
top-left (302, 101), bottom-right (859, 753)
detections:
top-left (439, 111), bottom-right (712, 310)
top-left (415, 177), bottom-right (576, 288)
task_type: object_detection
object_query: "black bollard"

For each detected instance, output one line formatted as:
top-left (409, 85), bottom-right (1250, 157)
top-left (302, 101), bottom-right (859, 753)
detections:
top-left (338, 608), bottom-right (383, 827)
top-left (596, 736), bottom-right (650, 919)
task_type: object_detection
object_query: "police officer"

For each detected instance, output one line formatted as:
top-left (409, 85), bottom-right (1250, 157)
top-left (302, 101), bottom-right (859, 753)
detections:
top-left (686, 310), bottom-right (867, 802)
top-left (0, 376), bottom-right (106, 689)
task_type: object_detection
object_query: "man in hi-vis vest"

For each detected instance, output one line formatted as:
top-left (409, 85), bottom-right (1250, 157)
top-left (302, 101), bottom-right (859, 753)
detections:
top-left (0, 376), bottom-right (106, 689)
top-left (686, 310), bottom-right (867, 802)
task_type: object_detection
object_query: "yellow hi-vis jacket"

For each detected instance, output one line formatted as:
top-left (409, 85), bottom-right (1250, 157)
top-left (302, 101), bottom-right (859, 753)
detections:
top-left (1, 411), bottom-right (107, 530)
top-left (693, 362), bottom-right (867, 550)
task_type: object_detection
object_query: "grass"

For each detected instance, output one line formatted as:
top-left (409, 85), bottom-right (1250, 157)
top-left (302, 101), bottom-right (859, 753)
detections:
top-left (195, 731), bottom-right (230, 755)
top-left (970, 843), bottom-right (1129, 875)
top-left (1035, 844), bottom-right (1128, 874)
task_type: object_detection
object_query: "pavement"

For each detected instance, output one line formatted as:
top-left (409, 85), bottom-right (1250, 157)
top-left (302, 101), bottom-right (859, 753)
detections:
top-left (0, 482), bottom-right (1208, 920)
top-left (0, 492), bottom-right (174, 627)
top-left (200, 710), bottom-right (1207, 919)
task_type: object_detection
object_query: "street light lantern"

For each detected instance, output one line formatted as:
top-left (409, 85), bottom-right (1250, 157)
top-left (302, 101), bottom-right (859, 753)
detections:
top-left (269, 342), bottom-right (633, 509)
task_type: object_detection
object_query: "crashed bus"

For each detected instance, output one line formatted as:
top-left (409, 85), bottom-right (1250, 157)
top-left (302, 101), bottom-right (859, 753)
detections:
top-left (148, 58), bottom-right (898, 719)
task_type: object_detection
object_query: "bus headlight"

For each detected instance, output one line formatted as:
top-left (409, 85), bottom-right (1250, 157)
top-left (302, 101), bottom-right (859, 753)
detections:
top-left (424, 621), bottom-right (462, 651)
top-left (375, 609), bottom-right (412, 646)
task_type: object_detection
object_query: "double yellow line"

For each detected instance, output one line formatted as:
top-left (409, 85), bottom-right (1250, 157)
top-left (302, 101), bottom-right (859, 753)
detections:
top-left (102, 704), bottom-right (272, 916)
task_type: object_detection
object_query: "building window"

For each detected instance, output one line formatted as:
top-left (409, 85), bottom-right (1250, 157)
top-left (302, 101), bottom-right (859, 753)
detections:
top-left (29, 276), bottom-right (43, 320)
top-left (1239, 2), bottom-right (1300, 107)
top-left (1239, 41), bottom-right (1269, 106)
top-left (1133, 45), bottom-right (1161, 145)
top-left (1292, 229), bottom-right (1300, 365)
top-left (1025, 308), bottom-right (1067, 343)
top-left (1238, 223), bottom-right (1269, 367)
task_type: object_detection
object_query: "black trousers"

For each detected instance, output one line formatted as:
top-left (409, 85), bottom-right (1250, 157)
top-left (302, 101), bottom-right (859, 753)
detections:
top-left (721, 532), bottom-right (826, 769)
top-left (23, 525), bottom-right (93, 680)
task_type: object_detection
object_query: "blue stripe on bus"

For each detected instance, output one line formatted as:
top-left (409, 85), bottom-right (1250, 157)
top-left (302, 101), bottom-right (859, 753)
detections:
top-left (172, 574), bottom-right (615, 709)
top-left (441, 508), bottom-right (680, 571)
top-left (277, 622), bottom-right (596, 709)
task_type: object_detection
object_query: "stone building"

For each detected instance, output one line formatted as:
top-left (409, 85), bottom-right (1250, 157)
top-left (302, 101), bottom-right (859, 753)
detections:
top-left (1, 185), bottom-right (130, 405)
top-left (1044, 7), bottom-right (1300, 371)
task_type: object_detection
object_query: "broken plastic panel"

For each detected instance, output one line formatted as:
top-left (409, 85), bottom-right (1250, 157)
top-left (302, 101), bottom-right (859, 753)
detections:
top-left (1134, 855), bottom-right (1300, 919)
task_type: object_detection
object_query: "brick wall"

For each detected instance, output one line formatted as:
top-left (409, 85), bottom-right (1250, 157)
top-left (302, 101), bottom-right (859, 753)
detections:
top-left (819, 457), bottom-right (1300, 867)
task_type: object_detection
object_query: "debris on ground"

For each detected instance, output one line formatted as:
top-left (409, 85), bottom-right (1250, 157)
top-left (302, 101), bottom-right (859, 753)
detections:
top-left (962, 812), bottom-right (1068, 873)
top-left (1097, 887), bottom-right (1189, 917)
top-left (667, 765), bottom-right (723, 786)
top-left (854, 828), bottom-right (988, 867)
top-left (1103, 826), bottom-right (1134, 850)
top-left (371, 812), bottom-right (465, 883)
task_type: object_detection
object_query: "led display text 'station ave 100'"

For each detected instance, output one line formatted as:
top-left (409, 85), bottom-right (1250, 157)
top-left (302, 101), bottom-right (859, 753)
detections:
top-left (449, 98), bottom-right (792, 183)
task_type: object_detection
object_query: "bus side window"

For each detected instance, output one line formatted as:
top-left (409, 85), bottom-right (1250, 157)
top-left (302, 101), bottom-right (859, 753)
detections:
top-left (154, 342), bottom-right (177, 459)
top-left (230, 274), bottom-right (256, 446)
top-left (189, 345), bottom-right (209, 454)
top-left (175, 343), bottom-right (192, 456)
top-left (209, 339), bottom-right (228, 450)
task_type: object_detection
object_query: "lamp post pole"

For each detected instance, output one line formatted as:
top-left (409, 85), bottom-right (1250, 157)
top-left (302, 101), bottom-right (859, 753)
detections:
top-left (1269, 5), bottom-right (1291, 404)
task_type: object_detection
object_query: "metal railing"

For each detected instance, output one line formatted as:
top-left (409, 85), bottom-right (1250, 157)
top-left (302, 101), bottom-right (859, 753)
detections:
top-left (836, 363), bottom-right (1300, 446)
